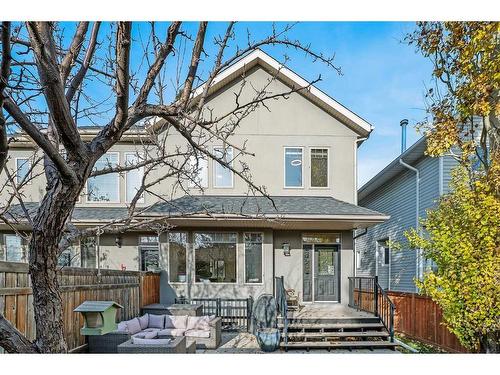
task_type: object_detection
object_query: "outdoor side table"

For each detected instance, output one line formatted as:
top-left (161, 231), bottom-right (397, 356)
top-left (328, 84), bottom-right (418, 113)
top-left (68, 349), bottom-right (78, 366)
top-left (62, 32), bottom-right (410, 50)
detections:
top-left (117, 336), bottom-right (186, 354)
top-left (141, 303), bottom-right (203, 316)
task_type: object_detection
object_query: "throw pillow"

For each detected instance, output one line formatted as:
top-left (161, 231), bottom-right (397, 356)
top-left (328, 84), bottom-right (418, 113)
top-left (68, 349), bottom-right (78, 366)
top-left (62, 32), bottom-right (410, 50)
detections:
top-left (125, 318), bottom-right (142, 334)
top-left (117, 321), bottom-right (128, 332)
top-left (138, 314), bottom-right (149, 330)
top-left (148, 314), bottom-right (165, 329)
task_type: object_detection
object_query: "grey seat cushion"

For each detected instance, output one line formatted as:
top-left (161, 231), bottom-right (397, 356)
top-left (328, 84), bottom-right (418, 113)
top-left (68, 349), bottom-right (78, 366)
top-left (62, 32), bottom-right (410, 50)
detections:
top-left (148, 314), bottom-right (165, 329)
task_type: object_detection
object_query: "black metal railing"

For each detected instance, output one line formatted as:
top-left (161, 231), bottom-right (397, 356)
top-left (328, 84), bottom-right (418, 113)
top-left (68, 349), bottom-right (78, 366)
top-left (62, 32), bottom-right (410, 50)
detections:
top-left (175, 296), bottom-right (253, 332)
top-left (275, 276), bottom-right (288, 344)
top-left (348, 276), bottom-right (395, 342)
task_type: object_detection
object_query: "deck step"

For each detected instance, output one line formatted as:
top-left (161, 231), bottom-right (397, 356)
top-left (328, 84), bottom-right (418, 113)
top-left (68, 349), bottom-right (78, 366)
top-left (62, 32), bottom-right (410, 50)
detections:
top-left (280, 340), bottom-right (398, 349)
top-left (286, 330), bottom-right (389, 339)
top-left (279, 322), bottom-right (385, 330)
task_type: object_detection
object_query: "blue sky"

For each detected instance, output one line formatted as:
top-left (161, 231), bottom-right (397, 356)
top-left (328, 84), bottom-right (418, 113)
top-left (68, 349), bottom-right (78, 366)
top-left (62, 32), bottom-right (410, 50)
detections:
top-left (57, 21), bottom-right (434, 187)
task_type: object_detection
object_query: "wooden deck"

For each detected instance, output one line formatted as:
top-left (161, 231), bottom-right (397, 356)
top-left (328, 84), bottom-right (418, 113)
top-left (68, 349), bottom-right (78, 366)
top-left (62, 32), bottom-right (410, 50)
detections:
top-left (287, 303), bottom-right (375, 320)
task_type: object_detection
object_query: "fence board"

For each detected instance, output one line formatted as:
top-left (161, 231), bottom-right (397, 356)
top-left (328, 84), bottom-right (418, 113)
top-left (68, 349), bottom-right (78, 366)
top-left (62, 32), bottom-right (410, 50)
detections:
top-left (0, 261), bottom-right (160, 353)
top-left (387, 291), bottom-right (469, 353)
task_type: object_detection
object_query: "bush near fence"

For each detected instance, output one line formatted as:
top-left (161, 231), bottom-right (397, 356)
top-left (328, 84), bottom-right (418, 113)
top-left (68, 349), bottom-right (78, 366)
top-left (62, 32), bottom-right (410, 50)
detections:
top-left (0, 261), bottom-right (160, 352)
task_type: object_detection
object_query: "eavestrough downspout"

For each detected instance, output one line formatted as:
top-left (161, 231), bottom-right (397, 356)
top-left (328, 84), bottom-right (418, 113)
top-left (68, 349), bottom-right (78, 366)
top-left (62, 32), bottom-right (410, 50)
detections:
top-left (398, 158), bottom-right (421, 292)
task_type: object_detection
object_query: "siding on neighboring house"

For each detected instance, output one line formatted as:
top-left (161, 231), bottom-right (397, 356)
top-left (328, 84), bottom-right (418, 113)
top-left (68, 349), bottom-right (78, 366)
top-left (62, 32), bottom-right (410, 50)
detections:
top-left (356, 154), bottom-right (442, 293)
top-left (442, 154), bottom-right (460, 194)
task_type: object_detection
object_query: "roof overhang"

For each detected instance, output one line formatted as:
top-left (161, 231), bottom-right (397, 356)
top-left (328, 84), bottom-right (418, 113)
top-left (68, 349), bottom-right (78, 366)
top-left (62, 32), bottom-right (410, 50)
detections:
top-left (358, 137), bottom-right (428, 202)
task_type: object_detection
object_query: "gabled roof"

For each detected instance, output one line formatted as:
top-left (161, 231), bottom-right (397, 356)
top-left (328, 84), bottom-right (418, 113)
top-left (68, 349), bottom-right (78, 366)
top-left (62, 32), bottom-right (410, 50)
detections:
top-left (154, 49), bottom-right (373, 138)
top-left (358, 137), bottom-right (428, 202)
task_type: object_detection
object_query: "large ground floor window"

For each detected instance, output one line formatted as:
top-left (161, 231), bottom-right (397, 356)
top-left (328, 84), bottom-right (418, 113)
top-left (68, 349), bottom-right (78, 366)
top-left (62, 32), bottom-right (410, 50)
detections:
top-left (168, 232), bottom-right (187, 282)
top-left (194, 232), bottom-right (237, 283)
top-left (244, 233), bottom-right (263, 284)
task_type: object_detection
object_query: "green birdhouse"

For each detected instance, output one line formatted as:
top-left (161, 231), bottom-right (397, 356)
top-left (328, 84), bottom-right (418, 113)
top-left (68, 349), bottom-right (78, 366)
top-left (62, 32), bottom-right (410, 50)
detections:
top-left (74, 301), bottom-right (123, 336)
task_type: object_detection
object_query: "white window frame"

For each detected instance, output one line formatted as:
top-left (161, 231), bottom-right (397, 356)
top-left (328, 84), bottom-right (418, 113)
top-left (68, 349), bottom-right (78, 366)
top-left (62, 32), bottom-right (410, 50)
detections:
top-left (3, 234), bottom-right (26, 262)
top-left (85, 152), bottom-right (120, 203)
top-left (188, 154), bottom-right (209, 189)
top-left (283, 146), bottom-right (304, 189)
top-left (15, 157), bottom-right (32, 185)
top-left (194, 231), bottom-right (238, 285)
top-left (213, 146), bottom-right (234, 189)
top-left (356, 249), bottom-right (362, 270)
top-left (243, 232), bottom-right (264, 285)
top-left (309, 147), bottom-right (330, 189)
top-left (124, 152), bottom-right (145, 204)
top-left (377, 239), bottom-right (390, 267)
top-left (167, 231), bottom-right (188, 284)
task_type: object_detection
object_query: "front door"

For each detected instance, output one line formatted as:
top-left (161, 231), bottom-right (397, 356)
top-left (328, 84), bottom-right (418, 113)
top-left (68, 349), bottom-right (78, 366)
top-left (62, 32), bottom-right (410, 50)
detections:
top-left (313, 245), bottom-right (339, 301)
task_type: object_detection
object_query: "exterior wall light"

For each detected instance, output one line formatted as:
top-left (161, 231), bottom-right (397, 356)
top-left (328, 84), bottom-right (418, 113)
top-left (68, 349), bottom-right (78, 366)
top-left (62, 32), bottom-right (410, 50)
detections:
top-left (115, 235), bottom-right (123, 248)
top-left (282, 243), bottom-right (291, 256)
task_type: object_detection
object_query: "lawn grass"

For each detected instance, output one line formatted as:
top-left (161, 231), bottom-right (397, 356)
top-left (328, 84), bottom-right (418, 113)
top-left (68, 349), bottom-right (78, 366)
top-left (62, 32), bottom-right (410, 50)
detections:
top-left (396, 334), bottom-right (447, 354)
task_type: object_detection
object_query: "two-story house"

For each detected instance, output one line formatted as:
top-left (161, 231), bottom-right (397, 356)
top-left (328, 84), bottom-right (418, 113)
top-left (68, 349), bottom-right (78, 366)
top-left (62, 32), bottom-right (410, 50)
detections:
top-left (355, 121), bottom-right (459, 293)
top-left (0, 49), bottom-right (388, 306)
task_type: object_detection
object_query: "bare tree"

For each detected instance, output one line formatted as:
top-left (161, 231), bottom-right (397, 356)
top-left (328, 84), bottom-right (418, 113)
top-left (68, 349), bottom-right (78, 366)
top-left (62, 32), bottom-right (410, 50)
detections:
top-left (0, 21), bottom-right (338, 353)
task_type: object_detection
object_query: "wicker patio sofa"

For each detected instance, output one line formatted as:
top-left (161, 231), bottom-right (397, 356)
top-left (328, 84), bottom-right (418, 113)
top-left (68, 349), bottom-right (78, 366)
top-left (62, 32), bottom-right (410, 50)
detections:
top-left (88, 314), bottom-right (221, 353)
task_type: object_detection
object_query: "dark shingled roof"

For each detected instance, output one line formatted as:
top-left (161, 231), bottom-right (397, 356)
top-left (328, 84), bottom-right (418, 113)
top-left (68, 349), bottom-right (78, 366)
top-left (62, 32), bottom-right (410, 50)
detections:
top-left (3, 196), bottom-right (385, 223)
top-left (4, 202), bottom-right (130, 222)
top-left (146, 195), bottom-right (385, 217)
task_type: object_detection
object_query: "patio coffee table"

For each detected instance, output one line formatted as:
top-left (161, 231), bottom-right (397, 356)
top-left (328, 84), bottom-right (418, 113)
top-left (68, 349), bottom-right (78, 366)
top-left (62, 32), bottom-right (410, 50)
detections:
top-left (117, 336), bottom-right (186, 354)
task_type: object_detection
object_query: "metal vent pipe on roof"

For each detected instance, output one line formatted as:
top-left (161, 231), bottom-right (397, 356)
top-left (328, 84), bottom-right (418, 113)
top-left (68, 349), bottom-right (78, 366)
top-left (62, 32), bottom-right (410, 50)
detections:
top-left (400, 119), bottom-right (408, 153)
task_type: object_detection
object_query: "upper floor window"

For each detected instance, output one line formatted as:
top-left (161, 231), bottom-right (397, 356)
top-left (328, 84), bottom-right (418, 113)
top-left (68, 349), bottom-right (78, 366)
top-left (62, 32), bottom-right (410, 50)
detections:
top-left (125, 153), bottom-right (144, 203)
top-left (2, 234), bottom-right (27, 263)
top-left (16, 158), bottom-right (32, 184)
top-left (189, 155), bottom-right (208, 188)
top-left (213, 146), bottom-right (233, 188)
top-left (87, 153), bottom-right (119, 202)
top-left (284, 147), bottom-right (303, 188)
top-left (310, 148), bottom-right (329, 188)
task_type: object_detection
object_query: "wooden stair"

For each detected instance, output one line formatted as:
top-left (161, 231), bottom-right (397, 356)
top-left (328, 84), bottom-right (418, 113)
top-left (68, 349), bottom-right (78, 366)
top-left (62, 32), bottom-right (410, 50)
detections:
top-left (278, 316), bottom-right (398, 351)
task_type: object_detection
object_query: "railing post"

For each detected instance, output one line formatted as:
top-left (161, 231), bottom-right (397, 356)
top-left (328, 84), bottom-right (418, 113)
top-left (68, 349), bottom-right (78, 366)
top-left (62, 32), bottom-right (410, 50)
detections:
top-left (390, 304), bottom-right (395, 342)
top-left (247, 296), bottom-right (253, 332)
top-left (374, 276), bottom-right (379, 316)
top-left (216, 298), bottom-right (221, 317)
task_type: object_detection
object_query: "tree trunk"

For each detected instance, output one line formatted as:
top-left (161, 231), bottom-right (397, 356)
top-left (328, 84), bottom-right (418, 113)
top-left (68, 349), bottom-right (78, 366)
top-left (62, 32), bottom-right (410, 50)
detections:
top-left (29, 176), bottom-right (82, 353)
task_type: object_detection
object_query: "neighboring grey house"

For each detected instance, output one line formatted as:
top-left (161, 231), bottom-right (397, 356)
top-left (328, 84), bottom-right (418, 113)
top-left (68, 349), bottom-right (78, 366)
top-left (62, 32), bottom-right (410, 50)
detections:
top-left (355, 121), bottom-right (458, 293)
top-left (0, 49), bottom-right (388, 306)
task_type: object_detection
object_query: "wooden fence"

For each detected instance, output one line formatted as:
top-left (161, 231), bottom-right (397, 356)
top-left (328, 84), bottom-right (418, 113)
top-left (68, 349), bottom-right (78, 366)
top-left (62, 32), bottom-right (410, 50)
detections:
top-left (387, 291), bottom-right (469, 353)
top-left (0, 261), bottom-right (160, 352)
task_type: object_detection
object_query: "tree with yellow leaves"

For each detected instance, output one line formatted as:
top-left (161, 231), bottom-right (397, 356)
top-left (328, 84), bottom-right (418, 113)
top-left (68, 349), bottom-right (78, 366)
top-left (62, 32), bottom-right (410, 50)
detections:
top-left (405, 22), bottom-right (500, 353)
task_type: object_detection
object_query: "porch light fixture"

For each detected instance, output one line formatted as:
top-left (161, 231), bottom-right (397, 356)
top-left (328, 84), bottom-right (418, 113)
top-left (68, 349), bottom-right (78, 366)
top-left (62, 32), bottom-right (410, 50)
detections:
top-left (282, 243), bottom-right (290, 256)
top-left (115, 235), bottom-right (123, 248)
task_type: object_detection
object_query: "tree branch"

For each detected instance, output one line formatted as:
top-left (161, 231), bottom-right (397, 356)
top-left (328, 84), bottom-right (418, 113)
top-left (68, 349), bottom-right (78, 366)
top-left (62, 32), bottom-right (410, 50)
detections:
top-left (59, 22), bottom-right (89, 84)
top-left (0, 22), bottom-right (12, 171)
top-left (0, 313), bottom-right (38, 353)
top-left (178, 22), bottom-right (207, 107)
top-left (26, 22), bottom-right (87, 160)
top-left (134, 21), bottom-right (181, 106)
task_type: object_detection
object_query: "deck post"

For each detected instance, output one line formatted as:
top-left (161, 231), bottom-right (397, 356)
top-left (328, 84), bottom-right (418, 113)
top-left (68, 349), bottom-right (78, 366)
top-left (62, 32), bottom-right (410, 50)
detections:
top-left (374, 276), bottom-right (379, 317)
